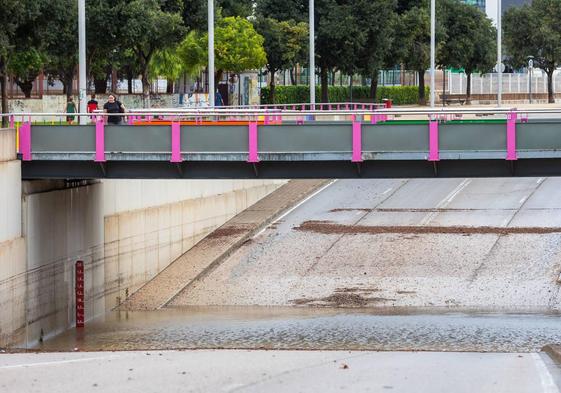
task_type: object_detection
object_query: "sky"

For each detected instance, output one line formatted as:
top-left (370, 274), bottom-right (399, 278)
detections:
top-left (485, 0), bottom-right (499, 25)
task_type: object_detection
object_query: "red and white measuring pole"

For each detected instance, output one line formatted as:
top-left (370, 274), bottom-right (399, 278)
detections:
top-left (75, 260), bottom-right (85, 328)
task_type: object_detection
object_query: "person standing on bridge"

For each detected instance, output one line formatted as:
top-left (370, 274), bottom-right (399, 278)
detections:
top-left (103, 94), bottom-right (126, 125)
top-left (215, 89), bottom-right (224, 107)
top-left (65, 97), bottom-right (77, 124)
top-left (87, 94), bottom-right (99, 123)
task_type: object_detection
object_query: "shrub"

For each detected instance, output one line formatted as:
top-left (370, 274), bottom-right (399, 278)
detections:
top-left (260, 85), bottom-right (430, 105)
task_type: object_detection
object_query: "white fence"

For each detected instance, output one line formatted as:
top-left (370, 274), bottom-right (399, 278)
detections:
top-left (445, 70), bottom-right (561, 95)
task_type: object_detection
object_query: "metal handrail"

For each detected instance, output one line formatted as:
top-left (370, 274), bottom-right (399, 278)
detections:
top-left (3, 106), bottom-right (561, 118)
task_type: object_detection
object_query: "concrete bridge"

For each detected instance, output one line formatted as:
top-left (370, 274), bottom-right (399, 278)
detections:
top-left (11, 108), bottom-right (561, 179)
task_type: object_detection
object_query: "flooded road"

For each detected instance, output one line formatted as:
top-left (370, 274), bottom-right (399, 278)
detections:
top-left (35, 179), bottom-right (561, 355)
top-left (37, 306), bottom-right (561, 353)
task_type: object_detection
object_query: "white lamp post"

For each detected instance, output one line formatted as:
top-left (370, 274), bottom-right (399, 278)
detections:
top-left (430, 0), bottom-right (436, 107)
top-left (309, 0), bottom-right (315, 107)
top-left (208, 0), bottom-right (215, 107)
top-left (78, 0), bottom-right (87, 123)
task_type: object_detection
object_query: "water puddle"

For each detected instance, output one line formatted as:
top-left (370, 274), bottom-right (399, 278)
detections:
top-left (33, 306), bottom-right (561, 353)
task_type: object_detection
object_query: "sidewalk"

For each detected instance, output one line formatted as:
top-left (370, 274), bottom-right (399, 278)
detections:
top-left (120, 179), bottom-right (329, 311)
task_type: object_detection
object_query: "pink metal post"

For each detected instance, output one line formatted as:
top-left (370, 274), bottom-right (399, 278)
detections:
top-left (171, 121), bottom-right (182, 163)
top-left (506, 111), bottom-right (517, 161)
top-left (371, 114), bottom-right (379, 125)
top-left (95, 117), bottom-right (106, 162)
top-left (19, 122), bottom-right (31, 161)
top-left (352, 121), bottom-right (363, 163)
top-left (248, 122), bottom-right (259, 163)
top-left (9, 115), bottom-right (15, 129)
top-left (264, 114), bottom-right (270, 125)
top-left (428, 120), bottom-right (440, 162)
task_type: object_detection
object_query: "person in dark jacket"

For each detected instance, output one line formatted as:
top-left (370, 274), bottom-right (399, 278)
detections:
top-left (103, 94), bottom-right (126, 124)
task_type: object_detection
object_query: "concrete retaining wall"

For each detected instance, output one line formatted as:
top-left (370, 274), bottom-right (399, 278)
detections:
top-left (0, 129), bottom-right (26, 347)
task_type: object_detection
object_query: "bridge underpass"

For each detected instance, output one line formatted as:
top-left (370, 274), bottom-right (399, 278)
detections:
top-left (23, 177), bottom-right (561, 392)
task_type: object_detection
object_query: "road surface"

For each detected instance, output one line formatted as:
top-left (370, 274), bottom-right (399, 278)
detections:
top-left (169, 178), bottom-right (561, 309)
top-left (1, 350), bottom-right (560, 393)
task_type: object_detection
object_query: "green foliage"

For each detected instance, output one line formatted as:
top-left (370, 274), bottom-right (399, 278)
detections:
top-left (255, 0), bottom-right (308, 22)
top-left (178, 17), bottom-right (267, 76)
top-left (41, 0), bottom-right (78, 97)
top-left (177, 31), bottom-right (207, 77)
top-left (119, 0), bottom-right (186, 98)
top-left (182, 0), bottom-right (254, 31)
top-left (396, 6), bottom-right (432, 74)
top-left (214, 17), bottom-right (267, 74)
top-left (149, 48), bottom-right (184, 81)
top-left (261, 85), bottom-right (429, 105)
top-left (7, 48), bottom-right (44, 80)
top-left (253, 18), bottom-right (308, 74)
top-left (7, 48), bottom-right (46, 97)
top-left (355, 0), bottom-right (398, 100)
top-left (504, 0), bottom-right (561, 102)
top-left (253, 16), bottom-right (308, 102)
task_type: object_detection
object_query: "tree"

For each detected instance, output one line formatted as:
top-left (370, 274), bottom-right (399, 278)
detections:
top-left (86, 0), bottom-right (124, 94)
top-left (182, 0), bottom-right (254, 31)
top-left (396, 5), bottom-right (431, 104)
top-left (504, 0), bottom-right (561, 103)
top-left (119, 0), bottom-right (185, 106)
top-left (0, 0), bottom-right (40, 125)
top-left (7, 49), bottom-right (46, 98)
top-left (460, 7), bottom-right (496, 104)
top-left (316, 0), bottom-right (366, 102)
top-left (437, 0), bottom-right (493, 104)
top-left (41, 0), bottom-right (78, 100)
top-left (149, 48), bottom-right (184, 93)
top-left (255, 0), bottom-right (308, 22)
top-left (116, 50), bottom-right (142, 94)
top-left (176, 31), bottom-right (207, 77)
top-left (354, 0), bottom-right (398, 100)
top-left (214, 17), bottom-right (267, 79)
top-left (254, 17), bottom-right (308, 103)
top-left (175, 16), bottom-right (267, 96)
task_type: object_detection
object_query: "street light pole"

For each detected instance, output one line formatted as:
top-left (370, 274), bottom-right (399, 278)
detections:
top-left (208, 0), bottom-right (215, 107)
top-left (309, 0), bottom-right (316, 107)
top-left (430, 0), bottom-right (435, 108)
top-left (497, 0), bottom-right (502, 106)
top-left (78, 0), bottom-right (87, 124)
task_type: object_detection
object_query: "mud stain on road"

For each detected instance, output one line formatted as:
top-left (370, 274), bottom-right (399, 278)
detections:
top-left (292, 288), bottom-right (397, 307)
top-left (295, 221), bottom-right (561, 235)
